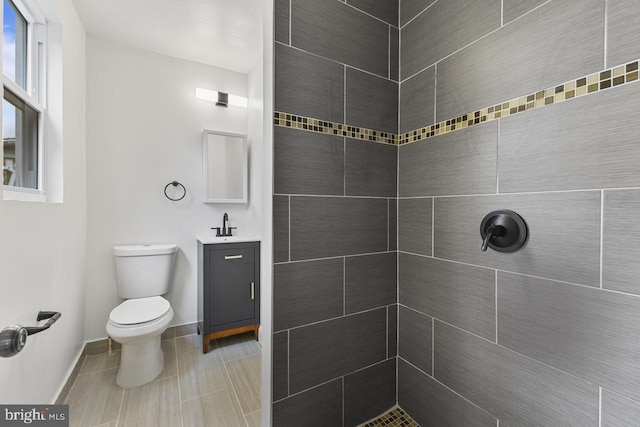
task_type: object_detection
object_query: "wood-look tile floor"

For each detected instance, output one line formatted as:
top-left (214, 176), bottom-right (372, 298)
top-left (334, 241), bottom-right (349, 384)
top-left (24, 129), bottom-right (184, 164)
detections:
top-left (64, 332), bottom-right (261, 427)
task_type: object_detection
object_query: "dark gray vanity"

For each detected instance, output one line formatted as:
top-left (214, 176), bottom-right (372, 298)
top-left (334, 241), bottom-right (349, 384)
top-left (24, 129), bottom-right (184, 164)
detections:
top-left (197, 238), bottom-right (260, 353)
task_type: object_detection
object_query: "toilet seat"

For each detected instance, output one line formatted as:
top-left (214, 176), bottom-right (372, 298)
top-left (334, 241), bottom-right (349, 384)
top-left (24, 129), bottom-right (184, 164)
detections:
top-left (109, 296), bottom-right (170, 326)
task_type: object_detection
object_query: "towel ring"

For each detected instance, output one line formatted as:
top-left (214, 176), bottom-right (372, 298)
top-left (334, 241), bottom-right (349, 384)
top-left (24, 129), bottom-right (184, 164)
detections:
top-left (164, 181), bottom-right (186, 201)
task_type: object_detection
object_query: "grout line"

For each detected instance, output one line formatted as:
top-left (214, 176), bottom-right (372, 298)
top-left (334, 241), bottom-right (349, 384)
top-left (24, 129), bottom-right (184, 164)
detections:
top-left (603, 0), bottom-right (608, 69)
top-left (398, 188), bottom-right (607, 199)
top-left (342, 1), bottom-right (400, 28)
top-left (274, 193), bottom-right (393, 200)
top-left (387, 198), bottom-right (390, 251)
top-left (279, 306), bottom-right (388, 333)
top-left (396, 302), bottom-right (400, 358)
top-left (343, 138), bottom-right (346, 196)
top-left (388, 25), bottom-right (391, 79)
top-left (400, 0), bottom-right (439, 30)
top-left (343, 257), bottom-right (346, 316)
top-left (386, 306), bottom-right (389, 359)
top-left (433, 63), bottom-right (438, 124)
top-left (343, 65), bottom-right (347, 125)
top-left (288, 195), bottom-right (291, 262)
top-left (398, 249), bottom-right (640, 298)
top-left (342, 377), bottom-right (345, 427)
top-left (275, 39), bottom-right (395, 80)
top-left (602, 388), bottom-right (640, 406)
top-left (288, 0), bottom-right (292, 46)
top-left (495, 270), bottom-right (499, 343)
top-left (431, 317), bottom-right (435, 377)
top-left (221, 343), bottom-right (252, 425)
top-left (115, 384), bottom-right (126, 427)
top-left (431, 198), bottom-right (435, 256)
top-left (175, 338), bottom-right (185, 427)
top-left (274, 250), bottom-right (394, 266)
top-left (395, 351), bottom-right (399, 404)
top-left (599, 386), bottom-right (603, 427)
top-left (287, 330), bottom-right (290, 396)
top-left (600, 190), bottom-right (604, 289)
top-left (496, 120), bottom-right (500, 194)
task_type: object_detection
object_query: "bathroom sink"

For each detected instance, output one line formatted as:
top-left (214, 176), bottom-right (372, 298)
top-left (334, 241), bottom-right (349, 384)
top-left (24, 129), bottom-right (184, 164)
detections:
top-left (197, 236), bottom-right (260, 244)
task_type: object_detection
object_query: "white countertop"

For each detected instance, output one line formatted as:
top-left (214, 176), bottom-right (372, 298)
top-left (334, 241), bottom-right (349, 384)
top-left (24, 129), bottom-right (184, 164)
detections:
top-left (197, 236), bottom-right (261, 244)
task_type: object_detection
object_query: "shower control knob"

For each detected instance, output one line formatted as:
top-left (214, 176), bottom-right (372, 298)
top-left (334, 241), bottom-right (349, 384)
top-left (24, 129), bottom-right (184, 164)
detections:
top-left (480, 210), bottom-right (528, 253)
top-left (0, 325), bottom-right (28, 358)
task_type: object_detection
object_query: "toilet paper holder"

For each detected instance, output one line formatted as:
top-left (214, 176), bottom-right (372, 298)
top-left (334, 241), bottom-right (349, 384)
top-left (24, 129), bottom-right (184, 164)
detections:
top-left (0, 311), bottom-right (61, 358)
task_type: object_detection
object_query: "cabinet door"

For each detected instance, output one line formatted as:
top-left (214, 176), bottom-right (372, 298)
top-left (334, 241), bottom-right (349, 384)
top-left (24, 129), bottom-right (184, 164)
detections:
top-left (208, 246), bottom-right (256, 327)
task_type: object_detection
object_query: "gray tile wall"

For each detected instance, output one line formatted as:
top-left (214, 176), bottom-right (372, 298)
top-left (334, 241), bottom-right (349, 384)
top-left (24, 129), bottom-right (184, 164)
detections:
top-left (434, 322), bottom-right (599, 427)
top-left (399, 0), bottom-right (605, 128)
top-left (607, 0), bottom-right (640, 68)
top-left (343, 359), bottom-right (396, 426)
top-left (399, 66), bottom-right (434, 133)
top-left (601, 389), bottom-right (640, 427)
top-left (345, 0), bottom-right (398, 27)
top-left (499, 82), bottom-right (640, 193)
top-left (399, 121), bottom-right (497, 197)
top-left (397, 1), bottom-right (640, 425)
top-left (502, 0), bottom-right (548, 25)
top-left (276, 0), bottom-right (640, 424)
top-left (288, 308), bottom-right (387, 393)
top-left (290, 0), bottom-right (390, 78)
top-left (346, 68), bottom-right (398, 133)
top-left (273, 2), bottom-right (398, 423)
top-left (398, 360), bottom-right (497, 427)
top-left (399, 0), bottom-right (435, 27)
top-left (400, 0), bottom-right (501, 80)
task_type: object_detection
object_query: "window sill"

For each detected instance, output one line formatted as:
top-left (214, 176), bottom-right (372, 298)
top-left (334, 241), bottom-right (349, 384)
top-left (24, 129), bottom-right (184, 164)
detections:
top-left (3, 186), bottom-right (47, 202)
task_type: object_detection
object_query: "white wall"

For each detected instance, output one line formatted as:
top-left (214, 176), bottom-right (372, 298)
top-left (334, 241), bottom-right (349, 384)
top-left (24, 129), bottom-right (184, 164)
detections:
top-left (0, 0), bottom-right (87, 403)
top-left (85, 37), bottom-right (262, 340)
top-left (260, 1), bottom-right (274, 424)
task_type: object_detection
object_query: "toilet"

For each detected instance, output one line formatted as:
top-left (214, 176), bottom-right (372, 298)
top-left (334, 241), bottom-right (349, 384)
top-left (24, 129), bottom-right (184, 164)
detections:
top-left (106, 244), bottom-right (177, 388)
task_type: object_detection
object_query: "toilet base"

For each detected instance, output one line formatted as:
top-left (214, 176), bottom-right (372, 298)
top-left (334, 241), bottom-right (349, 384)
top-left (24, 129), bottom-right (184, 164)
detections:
top-left (116, 337), bottom-right (163, 388)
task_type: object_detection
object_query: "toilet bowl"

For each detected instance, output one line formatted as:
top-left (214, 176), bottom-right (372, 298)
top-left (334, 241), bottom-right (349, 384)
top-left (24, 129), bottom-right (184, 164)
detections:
top-left (107, 243), bottom-right (178, 388)
top-left (107, 296), bottom-right (174, 388)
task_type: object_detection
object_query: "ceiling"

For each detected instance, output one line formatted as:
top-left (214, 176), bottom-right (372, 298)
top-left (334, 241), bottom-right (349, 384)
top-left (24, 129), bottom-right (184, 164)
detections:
top-left (72, 0), bottom-right (263, 74)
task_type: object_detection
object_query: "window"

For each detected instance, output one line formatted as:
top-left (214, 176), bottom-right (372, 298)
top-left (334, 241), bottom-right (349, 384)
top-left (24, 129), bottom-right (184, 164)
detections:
top-left (2, 0), bottom-right (45, 193)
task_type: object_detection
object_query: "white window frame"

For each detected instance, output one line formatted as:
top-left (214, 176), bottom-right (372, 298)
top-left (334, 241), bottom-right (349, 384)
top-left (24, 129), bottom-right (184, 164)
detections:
top-left (2, 0), bottom-right (46, 200)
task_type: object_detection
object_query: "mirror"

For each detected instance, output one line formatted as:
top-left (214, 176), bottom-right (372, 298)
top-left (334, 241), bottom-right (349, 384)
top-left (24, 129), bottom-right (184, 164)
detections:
top-left (203, 130), bottom-right (247, 203)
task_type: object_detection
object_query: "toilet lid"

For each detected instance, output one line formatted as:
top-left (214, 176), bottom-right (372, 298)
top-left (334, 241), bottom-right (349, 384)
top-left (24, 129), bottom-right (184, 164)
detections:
top-left (110, 296), bottom-right (170, 325)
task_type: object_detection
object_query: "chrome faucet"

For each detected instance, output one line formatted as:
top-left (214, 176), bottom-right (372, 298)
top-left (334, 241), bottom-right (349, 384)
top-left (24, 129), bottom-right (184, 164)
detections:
top-left (212, 212), bottom-right (236, 237)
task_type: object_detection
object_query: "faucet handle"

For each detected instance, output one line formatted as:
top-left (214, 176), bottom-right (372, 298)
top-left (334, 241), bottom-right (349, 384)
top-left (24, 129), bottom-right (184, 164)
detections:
top-left (227, 227), bottom-right (237, 236)
top-left (211, 227), bottom-right (222, 237)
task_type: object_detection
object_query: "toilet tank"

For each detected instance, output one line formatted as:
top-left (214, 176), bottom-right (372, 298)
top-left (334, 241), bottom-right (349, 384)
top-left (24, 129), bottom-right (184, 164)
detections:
top-left (113, 244), bottom-right (178, 299)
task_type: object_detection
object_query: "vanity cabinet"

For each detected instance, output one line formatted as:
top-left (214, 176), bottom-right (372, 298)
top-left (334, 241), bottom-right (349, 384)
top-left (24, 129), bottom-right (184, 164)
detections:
top-left (197, 240), bottom-right (260, 353)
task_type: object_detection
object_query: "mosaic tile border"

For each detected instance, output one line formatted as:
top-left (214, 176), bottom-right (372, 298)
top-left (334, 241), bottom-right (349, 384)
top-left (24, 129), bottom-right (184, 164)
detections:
top-left (400, 59), bottom-right (639, 145)
top-left (274, 59), bottom-right (640, 147)
top-left (358, 406), bottom-right (419, 427)
top-left (273, 112), bottom-right (397, 145)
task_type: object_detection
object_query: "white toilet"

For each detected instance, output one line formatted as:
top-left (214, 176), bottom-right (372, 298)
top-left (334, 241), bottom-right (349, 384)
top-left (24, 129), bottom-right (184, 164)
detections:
top-left (106, 244), bottom-right (177, 388)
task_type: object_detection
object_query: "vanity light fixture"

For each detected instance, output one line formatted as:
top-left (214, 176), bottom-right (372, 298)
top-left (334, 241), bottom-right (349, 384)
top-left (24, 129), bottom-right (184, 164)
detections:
top-left (195, 88), bottom-right (248, 108)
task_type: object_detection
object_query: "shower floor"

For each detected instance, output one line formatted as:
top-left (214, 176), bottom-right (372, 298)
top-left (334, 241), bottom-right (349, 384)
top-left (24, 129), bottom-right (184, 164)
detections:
top-left (358, 407), bottom-right (418, 427)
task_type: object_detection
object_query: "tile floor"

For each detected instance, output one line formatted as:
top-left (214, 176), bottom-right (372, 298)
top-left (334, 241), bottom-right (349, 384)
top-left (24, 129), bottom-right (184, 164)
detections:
top-left (64, 332), bottom-right (261, 427)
